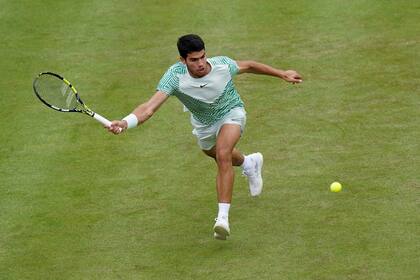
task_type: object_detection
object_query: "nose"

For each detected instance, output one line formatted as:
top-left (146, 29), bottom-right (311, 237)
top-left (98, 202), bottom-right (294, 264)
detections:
top-left (198, 58), bottom-right (205, 67)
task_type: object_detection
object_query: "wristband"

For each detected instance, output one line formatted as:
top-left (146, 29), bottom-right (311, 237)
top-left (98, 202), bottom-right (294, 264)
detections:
top-left (122, 113), bottom-right (138, 129)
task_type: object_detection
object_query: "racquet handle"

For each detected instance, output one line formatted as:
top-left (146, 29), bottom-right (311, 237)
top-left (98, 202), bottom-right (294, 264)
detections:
top-left (93, 113), bottom-right (122, 132)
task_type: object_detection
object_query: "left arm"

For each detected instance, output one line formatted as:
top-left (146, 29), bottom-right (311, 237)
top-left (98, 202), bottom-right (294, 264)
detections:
top-left (237, 60), bottom-right (303, 83)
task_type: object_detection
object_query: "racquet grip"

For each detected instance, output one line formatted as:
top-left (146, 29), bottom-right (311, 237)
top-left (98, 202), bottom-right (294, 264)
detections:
top-left (93, 113), bottom-right (122, 132)
top-left (93, 113), bottom-right (112, 127)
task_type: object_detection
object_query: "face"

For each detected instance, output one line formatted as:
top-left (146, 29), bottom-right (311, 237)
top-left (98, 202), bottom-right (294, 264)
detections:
top-left (181, 50), bottom-right (210, 78)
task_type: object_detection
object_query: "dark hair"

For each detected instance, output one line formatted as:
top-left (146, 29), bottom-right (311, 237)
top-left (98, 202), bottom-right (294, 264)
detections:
top-left (177, 34), bottom-right (205, 59)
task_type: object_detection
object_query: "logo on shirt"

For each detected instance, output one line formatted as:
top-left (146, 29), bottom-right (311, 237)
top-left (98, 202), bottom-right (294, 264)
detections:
top-left (199, 83), bottom-right (208, 88)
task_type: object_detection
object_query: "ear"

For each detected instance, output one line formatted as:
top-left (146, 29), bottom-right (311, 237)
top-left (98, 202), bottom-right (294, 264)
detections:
top-left (179, 56), bottom-right (186, 64)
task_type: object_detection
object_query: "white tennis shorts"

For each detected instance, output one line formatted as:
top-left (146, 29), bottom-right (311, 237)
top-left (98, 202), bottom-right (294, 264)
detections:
top-left (191, 107), bottom-right (247, 150)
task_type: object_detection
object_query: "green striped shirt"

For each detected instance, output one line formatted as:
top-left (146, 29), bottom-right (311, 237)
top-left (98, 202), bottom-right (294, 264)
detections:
top-left (157, 56), bottom-right (244, 125)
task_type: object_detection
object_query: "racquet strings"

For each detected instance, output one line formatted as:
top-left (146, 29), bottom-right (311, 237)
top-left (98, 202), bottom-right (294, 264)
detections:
top-left (34, 74), bottom-right (78, 110)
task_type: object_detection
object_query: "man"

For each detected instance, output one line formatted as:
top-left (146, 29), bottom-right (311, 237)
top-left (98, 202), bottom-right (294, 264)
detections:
top-left (108, 34), bottom-right (302, 240)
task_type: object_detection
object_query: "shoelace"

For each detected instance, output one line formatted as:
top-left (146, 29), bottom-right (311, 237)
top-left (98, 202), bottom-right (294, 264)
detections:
top-left (243, 161), bottom-right (258, 178)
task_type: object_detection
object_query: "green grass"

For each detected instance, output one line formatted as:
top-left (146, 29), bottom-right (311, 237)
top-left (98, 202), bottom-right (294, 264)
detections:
top-left (1, 0), bottom-right (419, 279)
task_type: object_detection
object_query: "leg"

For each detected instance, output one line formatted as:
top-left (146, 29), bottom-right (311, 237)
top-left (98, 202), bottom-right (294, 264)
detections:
top-left (193, 108), bottom-right (247, 239)
top-left (203, 143), bottom-right (264, 197)
top-left (211, 124), bottom-right (242, 240)
top-left (213, 124), bottom-right (242, 203)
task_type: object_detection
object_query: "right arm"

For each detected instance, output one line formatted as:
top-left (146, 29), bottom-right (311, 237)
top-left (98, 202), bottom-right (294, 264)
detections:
top-left (108, 91), bottom-right (169, 134)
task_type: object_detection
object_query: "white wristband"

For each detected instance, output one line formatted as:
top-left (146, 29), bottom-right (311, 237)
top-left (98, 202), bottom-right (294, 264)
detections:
top-left (122, 113), bottom-right (138, 129)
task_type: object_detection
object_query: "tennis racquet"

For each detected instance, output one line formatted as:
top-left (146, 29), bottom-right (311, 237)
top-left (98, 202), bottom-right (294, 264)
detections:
top-left (33, 72), bottom-right (116, 128)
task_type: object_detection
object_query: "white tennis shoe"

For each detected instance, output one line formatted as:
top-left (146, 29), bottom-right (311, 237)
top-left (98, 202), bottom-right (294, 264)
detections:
top-left (243, 152), bottom-right (264, 196)
top-left (213, 216), bottom-right (230, 240)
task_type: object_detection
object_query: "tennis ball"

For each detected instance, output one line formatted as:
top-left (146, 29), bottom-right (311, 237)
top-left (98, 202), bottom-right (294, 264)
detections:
top-left (330, 182), bottom-right (342, 192)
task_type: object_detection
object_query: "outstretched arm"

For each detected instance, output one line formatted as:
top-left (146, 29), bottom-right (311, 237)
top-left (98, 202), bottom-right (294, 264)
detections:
top-left (108, 91), bottom-right (169, 134)
top-left (237, 60), bottom-right (303, 83)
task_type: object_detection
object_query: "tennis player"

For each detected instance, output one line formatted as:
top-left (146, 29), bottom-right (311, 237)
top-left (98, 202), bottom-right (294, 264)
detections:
top-left (108, 34), bottom-right (303, 240)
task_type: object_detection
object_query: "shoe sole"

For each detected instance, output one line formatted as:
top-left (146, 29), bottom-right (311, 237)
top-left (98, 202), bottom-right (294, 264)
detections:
top-left (251, 153), bottom-right (264, 196)
top-left (214, 232), bottom-right (226, 240)
top-left (214, 225), bottom-right (230, 240)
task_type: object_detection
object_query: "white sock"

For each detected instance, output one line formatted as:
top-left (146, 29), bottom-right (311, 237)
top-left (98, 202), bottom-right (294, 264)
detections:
top-left (241, 154), bottom-right (253, 171)
top-left (218, 203), bottom-right (230, 220)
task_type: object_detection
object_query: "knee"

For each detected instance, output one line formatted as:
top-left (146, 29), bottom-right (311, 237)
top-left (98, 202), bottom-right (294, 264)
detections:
top-left (216, 148), bottom-right (232, 167)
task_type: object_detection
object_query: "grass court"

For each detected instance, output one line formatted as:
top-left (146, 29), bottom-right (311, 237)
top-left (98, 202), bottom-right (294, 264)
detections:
top-left (0, 0), bottom-right (419, 279)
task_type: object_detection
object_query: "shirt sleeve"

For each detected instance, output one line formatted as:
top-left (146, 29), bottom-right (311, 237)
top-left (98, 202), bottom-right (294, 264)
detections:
top-left (156, 67), bottom-right (178, 96)
top-left (219, 56), bottom-right (239, 77)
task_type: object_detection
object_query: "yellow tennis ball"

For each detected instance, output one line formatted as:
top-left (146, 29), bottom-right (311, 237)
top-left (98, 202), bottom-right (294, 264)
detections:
top-left (330, 182), bottom-right (342, 192)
